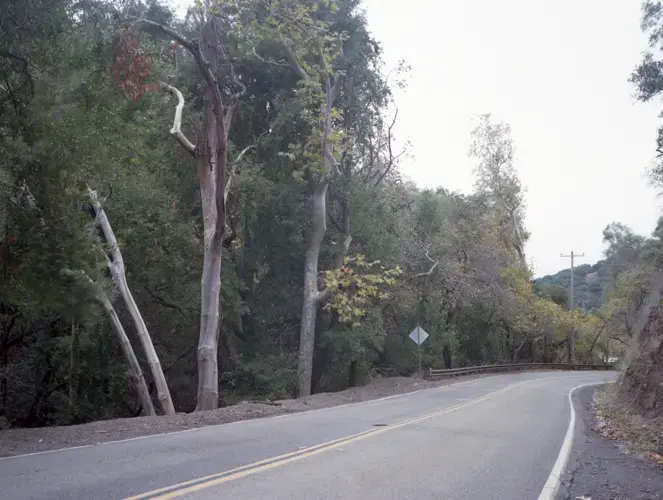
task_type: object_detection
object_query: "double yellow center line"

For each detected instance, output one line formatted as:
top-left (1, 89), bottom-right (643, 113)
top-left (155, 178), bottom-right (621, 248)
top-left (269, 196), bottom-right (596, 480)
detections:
top-left (125, 380), bottom-right (535, 499)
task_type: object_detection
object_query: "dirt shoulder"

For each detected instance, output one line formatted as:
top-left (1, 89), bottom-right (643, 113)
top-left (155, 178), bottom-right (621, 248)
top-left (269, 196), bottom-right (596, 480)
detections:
top-left (557, 386), bottom-right (663, 500)
top-left (0, 373), bottom-right (490, 458)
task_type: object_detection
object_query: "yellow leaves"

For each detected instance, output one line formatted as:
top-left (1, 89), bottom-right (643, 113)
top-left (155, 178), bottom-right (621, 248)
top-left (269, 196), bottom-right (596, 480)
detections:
top-left (324, 254), bottom-right (403, 327)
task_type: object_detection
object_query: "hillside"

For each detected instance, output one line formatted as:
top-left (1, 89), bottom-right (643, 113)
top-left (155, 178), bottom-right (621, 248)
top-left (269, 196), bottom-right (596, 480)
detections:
top-left (535, 261), bottom-right (608, 312)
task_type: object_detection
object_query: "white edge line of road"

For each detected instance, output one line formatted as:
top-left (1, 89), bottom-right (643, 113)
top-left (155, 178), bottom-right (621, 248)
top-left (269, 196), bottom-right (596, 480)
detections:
top-left (0, 373), bottom-right (497, 461)
top-left (536, 378), bottom-right (616, 500)
top-left (0, 371), bottom-right (605, 462)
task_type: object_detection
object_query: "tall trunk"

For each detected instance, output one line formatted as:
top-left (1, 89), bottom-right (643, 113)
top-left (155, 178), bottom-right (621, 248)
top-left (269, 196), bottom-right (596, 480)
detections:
top-left (512, 337), bottom-right (528, 362)
top-left (27, 368), bottom-right (53, 427)
top-left (142, 15), bottom-right (243, 411)
top-left (0, 312), bottom-right (13, 414)
top-left (298, 181), bottom-right (330, 397)
top-left (196, 245), bottom-right (222, 410)
top-left (87, 187), bottom-right (174, 415)
top-left (114, 273), bottom-right (173, 414)
top-left (192, 18), bottom-right (228, 411)
top-left (294, 43), bottom-right (343, 397)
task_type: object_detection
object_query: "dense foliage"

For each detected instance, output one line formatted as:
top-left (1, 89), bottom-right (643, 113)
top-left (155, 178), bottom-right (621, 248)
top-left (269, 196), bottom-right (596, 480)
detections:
top-left (0, 0), bottom-right (642, 429)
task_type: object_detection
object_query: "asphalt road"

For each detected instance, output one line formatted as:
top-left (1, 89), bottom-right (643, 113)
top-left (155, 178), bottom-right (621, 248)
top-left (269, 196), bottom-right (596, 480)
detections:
top-left (0, 371), bottom-right (616, 500)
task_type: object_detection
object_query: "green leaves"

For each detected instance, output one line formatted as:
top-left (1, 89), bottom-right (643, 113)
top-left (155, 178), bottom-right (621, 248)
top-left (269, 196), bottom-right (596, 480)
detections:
top-left (323, 254), bottom-right (402, 326)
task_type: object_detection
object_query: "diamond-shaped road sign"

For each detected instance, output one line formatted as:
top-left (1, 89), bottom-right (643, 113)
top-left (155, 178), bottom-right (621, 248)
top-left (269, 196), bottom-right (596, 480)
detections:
top-left (408, 326), bottom-right (429, 346)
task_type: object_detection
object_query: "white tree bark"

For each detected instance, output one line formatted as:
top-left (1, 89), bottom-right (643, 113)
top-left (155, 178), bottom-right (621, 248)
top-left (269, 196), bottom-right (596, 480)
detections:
top-left (293, 45), bottom-right (344, 397)
top-left (143, 16), bottom-right (245, 411)
top-left (87, 186), bottom-right (175, 416)
top-left (97, 282), bottom-right (156, 417)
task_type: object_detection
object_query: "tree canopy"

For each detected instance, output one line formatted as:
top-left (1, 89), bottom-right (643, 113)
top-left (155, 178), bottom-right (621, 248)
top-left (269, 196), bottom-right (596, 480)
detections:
top-left (0, 0), bottom-right (647, 429)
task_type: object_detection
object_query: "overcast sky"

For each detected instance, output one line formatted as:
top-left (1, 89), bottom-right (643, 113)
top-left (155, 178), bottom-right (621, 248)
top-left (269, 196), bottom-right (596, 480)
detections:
top-left (172, 0), bottom-right (663, 277)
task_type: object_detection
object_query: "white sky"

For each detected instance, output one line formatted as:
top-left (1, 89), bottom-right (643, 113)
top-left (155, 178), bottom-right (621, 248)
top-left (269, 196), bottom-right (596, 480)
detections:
top-left (172, 0), bottom-right (663, 277)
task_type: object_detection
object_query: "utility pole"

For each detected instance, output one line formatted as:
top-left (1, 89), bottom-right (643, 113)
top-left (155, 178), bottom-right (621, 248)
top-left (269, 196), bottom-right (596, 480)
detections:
top-left (561, 250), bottom-right (584, 364)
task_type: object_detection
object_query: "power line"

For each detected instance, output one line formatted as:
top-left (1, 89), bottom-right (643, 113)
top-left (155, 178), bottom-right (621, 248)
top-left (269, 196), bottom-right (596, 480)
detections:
top-left (561, 251), bottom-right (584, 363)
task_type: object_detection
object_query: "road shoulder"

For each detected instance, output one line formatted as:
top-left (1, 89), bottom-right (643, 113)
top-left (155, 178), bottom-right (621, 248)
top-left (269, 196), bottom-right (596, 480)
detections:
top-left (557, 386), bottom-right (663, 500)
top-left (1, 373), bottom-right (492, 458)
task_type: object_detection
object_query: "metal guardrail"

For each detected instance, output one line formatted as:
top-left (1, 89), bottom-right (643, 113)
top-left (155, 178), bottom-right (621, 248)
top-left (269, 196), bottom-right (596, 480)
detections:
top-left (428, 362), bottom-right (616, 379)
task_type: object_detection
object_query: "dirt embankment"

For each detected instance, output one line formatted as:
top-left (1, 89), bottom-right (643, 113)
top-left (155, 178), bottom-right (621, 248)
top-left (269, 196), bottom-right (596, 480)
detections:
top-left (0, 374), bottom-right (488, 458)
top-left (617, 305), bottom-right (663, 423)
top-left (599, 296), bottom-right (663, 462)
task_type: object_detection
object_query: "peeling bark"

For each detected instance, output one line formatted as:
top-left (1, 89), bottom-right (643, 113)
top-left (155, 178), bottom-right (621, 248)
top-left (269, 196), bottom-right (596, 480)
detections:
top-left (141, 16), bottom-right (246, 411)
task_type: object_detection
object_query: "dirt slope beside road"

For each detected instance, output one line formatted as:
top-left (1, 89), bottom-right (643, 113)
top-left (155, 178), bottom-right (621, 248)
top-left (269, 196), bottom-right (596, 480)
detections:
top-left (0, 374), bottom-right (488, 458)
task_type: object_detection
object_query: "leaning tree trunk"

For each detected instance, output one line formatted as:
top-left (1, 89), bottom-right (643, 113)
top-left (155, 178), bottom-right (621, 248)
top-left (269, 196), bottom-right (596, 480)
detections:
top-left (196, 175), bottom-right (223, 410)
top-left (87, 186), bottom-right (174, 415)
top-left (98, 285), bottom-right (156, 416)
top-left (64, 269), bottom-right (156, 416)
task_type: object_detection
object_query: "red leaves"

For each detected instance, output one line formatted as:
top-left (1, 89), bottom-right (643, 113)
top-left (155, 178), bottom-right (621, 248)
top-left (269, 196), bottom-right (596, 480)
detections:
top-left (111, 26), bottom-right (156, 102)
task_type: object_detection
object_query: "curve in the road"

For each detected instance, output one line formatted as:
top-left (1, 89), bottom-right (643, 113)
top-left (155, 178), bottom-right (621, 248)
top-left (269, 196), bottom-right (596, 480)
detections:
top-left (127, 375), bottom-right (607, 500)
top-left (0, 371), bottom-right (616, 500)
top-left (536, 381), bottom-right (612, 500)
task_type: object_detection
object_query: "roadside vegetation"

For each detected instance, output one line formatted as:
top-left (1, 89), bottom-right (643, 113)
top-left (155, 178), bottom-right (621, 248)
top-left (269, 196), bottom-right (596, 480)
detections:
top-left (0, 0), bottom-right (660, 438)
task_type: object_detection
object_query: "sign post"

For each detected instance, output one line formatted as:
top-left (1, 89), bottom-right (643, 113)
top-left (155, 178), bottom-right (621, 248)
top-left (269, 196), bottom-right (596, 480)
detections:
top-left (408, 326), bottom-right (429, 378)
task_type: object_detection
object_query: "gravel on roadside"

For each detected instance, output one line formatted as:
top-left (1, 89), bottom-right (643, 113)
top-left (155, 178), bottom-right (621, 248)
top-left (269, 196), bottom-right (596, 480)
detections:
top-left (0, 373), bottom-right (490, 458)
top-left (557, 386), bottom-right (663, 500)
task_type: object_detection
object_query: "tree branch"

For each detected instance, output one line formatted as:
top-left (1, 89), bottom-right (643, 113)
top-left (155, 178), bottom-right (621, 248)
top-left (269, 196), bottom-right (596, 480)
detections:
top-left (413, 248), bottom-right (439, 278)
top-left (319, 48), bottom-right (342, 180)
top-left (374, 108), bottom-right (402, 186)
top-left (130, 17), bottom-right (194, 53)
top-left (610, 336), bottom-right (629, 346)
top-left (280, 35), bottom-right (309, 81)
top-left (159, 81), bottom-right (196, 156)
top-left (249, 42), bottom-right (292, 71)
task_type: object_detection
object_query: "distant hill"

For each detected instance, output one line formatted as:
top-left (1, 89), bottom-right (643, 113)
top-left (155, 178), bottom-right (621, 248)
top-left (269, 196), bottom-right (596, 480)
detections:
top-left (534, 261), bottom-right (608, 312)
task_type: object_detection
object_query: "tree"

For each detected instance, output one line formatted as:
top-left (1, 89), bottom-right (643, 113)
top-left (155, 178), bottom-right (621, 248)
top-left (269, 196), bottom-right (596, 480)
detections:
top-left (469, 114), bottom-right (528, 265)
top-left (123, 2), bottom-right (249, 409)
top-left (86, 187), bottom-right (172, 414)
